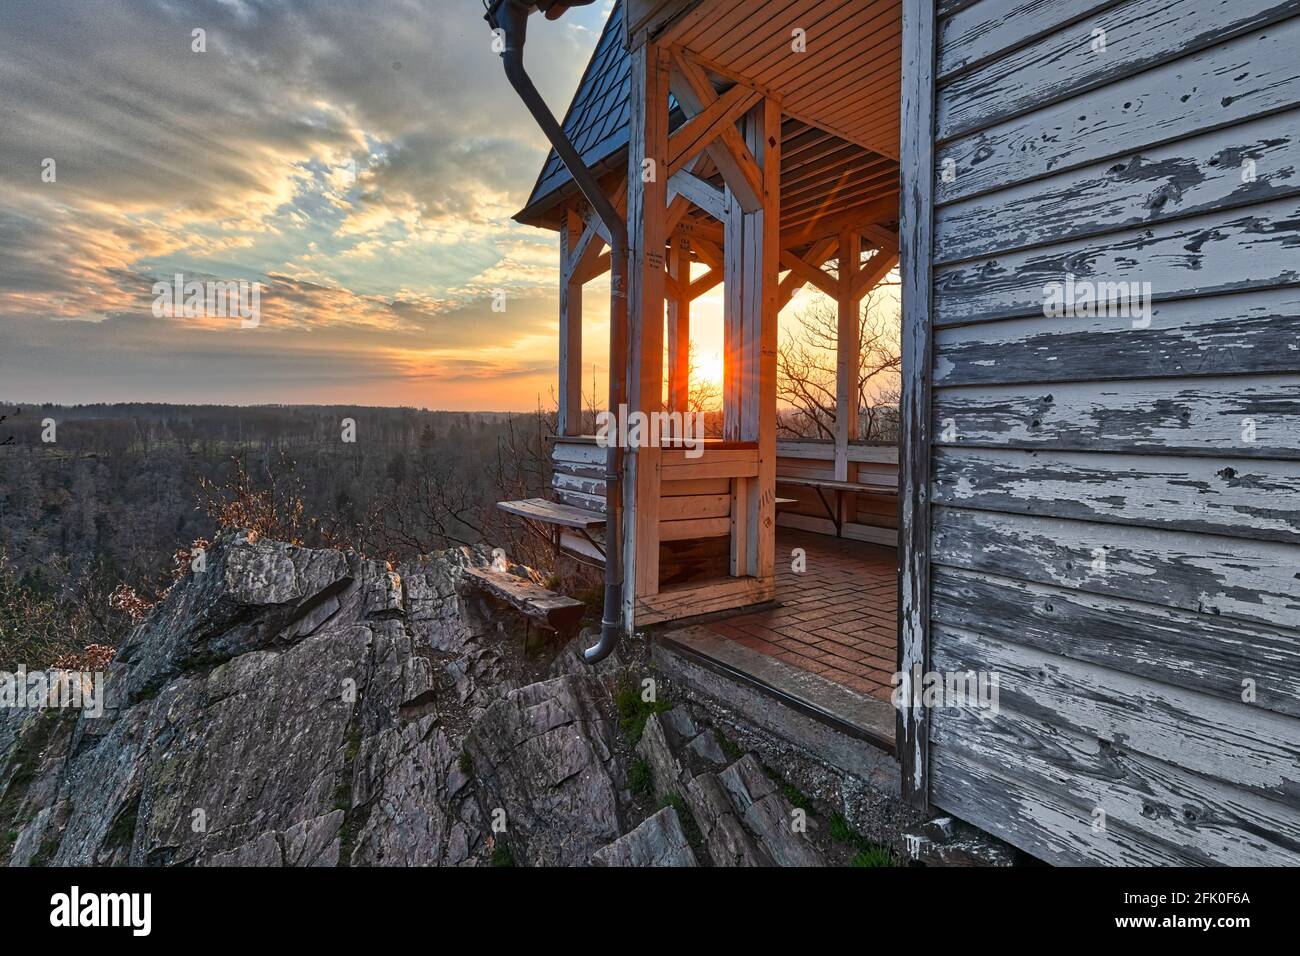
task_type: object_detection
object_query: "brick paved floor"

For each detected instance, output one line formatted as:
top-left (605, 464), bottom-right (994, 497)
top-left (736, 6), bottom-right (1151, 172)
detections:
top-left (704, 528), bottom-right (898, 700)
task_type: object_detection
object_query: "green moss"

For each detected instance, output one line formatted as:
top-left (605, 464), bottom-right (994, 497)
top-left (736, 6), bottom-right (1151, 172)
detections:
top-left (333, 708), bottom-right (366, 866)
top-left (0, 710), bottom-right (64, 866)
top-left (658, 792), bottom-right (702, 847)
top-left (613, 673), bottom-right (671, 745)
top-left (490, 839), bottom-right (515, 867)
top-left (829, 813), bottom-right (855, 844)
top-left (31, 836), bottom-right (60, 867)
top-left (103, 797), bottom-right (140, 853)
top-left (628, 756), bottom-right (654, 797)
top-left (717, 734), bottom-right (743, 761)
top-left (333, 723), bottom-right (363, 813)
top-left (343, 725), bottom-right (362, 764)
top-left (779, 781), bottom-right (812, 812)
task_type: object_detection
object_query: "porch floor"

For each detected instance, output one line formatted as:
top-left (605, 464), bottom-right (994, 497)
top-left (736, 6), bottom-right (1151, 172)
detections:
top-left (704, 528), bottom-right (898, 701)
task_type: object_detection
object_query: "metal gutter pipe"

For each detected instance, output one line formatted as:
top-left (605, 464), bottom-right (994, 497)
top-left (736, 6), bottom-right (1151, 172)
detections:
top-left (485, 0), bottom-right (627, 664)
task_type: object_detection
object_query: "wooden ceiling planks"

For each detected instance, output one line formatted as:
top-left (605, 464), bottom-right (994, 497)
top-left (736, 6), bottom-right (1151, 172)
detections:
top-left (672, 114), bottom-right (897, 241)
top-left (666, 0), bottom-right (902, 160)
top-left (517, 0), bottom-right (901, 248)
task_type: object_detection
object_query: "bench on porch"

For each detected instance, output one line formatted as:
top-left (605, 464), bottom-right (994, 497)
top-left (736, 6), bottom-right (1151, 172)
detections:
top-left (776, 474), bottom-right (898, 536)
top-left (774, 440), bottom-right (900, 545)
top-left (497, 497), bottom-right (605, 529)
top-left (496, 436), bottom-right (777, 621)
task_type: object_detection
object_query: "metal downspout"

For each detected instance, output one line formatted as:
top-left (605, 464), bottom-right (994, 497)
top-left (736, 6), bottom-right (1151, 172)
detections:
top-left (486, 0), bottom-right (627, 664)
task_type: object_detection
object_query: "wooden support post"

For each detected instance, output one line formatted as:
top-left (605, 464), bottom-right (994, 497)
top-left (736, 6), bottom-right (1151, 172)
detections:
top-left (624, 41), bottom-right (670, 618)
top-left (723, 182), bottom-right (744, 444)
top-left (751, 95), bottom-right (780, 584)
top-left (559, 209), bottom-right (584, 437)
top-left (898, 0), bottom-right (937, 811)
top-left (723, 98), bottom-right (779, 579)
top-left (835, 230), bottom-right (862, 533)
top-left (667, 231), bottom-right (691, 416)
top-left (835, 230), bottom-right (861, 474)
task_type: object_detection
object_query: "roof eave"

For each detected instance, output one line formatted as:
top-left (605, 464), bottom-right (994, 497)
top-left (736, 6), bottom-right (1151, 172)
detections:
top-left (514, 142), bottom-right (631, 230)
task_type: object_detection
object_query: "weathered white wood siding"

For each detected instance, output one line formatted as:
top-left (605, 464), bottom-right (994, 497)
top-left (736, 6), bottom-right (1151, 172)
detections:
top-left (928, 0), bottom-right (1300, 865)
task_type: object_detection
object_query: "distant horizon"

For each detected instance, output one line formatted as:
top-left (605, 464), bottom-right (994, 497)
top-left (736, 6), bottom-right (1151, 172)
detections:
top-left (0, 398), bottom-right (540, 416)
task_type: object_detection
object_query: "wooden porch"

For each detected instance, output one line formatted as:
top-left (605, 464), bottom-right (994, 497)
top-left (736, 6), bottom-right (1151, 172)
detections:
top-left (508, 0), bottom-right (903, 633)
top-left (704, 527), bottom-right (898, 701)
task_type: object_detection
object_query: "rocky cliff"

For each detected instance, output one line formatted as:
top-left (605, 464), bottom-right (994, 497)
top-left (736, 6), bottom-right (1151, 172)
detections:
top-left (0, 531), bottom-right (836, 867)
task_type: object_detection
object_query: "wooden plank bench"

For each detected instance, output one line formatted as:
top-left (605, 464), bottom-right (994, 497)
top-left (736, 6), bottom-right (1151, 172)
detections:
top-left (497, 497), bottom-right (606, 563)
top-left (776, 475), bottom-right (898, 535)
top-left (462, 566), bottom-right (586, 632)
top-left (497, 497), bottom-right (605, 529)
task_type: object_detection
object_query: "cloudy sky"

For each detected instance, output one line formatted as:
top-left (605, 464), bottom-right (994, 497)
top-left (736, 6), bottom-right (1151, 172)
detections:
top-left (0, 0), bottom-right (649, 410)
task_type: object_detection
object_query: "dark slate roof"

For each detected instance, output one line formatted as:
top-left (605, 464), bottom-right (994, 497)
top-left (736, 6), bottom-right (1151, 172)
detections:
top-left (517, 1), bottom-right (632, 223)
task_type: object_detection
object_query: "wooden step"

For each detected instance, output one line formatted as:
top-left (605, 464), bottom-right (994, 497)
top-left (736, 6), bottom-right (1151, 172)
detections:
top-left (462, 566), bottom-right (586, 631)
top-left (496, 497), bottom-right (606, 529)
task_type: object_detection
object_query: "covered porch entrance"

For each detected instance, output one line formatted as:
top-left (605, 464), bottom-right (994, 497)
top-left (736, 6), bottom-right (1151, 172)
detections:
top-left (506, 0), bottom-right (904, 721)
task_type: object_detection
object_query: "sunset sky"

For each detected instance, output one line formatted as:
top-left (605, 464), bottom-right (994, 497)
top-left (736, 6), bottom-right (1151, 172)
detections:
top-left (0, 0), bottom-right (856, 412)
top-left (0, 0), bottom-right (613, 409)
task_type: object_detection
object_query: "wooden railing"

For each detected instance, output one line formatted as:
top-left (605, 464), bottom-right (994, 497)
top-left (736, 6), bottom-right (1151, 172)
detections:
top-left (549, 436), bottom-right (762, 586)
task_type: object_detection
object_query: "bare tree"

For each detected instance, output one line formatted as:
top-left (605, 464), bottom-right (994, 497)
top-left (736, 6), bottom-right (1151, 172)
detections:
top-left (687, 344), bottom-right (724, 438)
top-left (777, 277), bottom-right (901, 442)
top-left (482, 400), bottom-right (558, 570)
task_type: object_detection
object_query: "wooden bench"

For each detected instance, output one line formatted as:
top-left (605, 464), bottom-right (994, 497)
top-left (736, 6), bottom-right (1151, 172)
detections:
top-left (776, 475), bottom-right (898, 535)
top-left (497, 497), bottom-right (606, 561)
top-left (462, 566), bottom-right (586, 633)
top-left (497, 497), bottom-right (605, 529)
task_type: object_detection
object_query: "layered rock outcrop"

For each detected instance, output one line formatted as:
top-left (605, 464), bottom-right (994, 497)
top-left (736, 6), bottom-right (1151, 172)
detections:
top-left (1, 532), bottom-right (620, 866)
top-left (0, 531), bottom-right (834, 867)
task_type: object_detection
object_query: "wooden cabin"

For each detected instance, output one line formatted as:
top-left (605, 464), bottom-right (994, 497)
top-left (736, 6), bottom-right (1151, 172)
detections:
top-left (505, 0), bottom-right (1300, 866)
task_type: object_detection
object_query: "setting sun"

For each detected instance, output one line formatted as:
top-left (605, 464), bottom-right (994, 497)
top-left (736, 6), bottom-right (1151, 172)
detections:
top-left (695, 351), bottom-right (724, 388)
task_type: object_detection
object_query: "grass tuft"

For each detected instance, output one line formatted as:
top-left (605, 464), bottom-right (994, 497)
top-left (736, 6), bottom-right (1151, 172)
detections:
top-left (829, 811), bottom-right (896, 867)
top-left (628, 756), bottom-right (654, 797)
top-left (850, 845), bottom-right (895, 867)
top-left (613, 672), bottom-right (671, 745)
